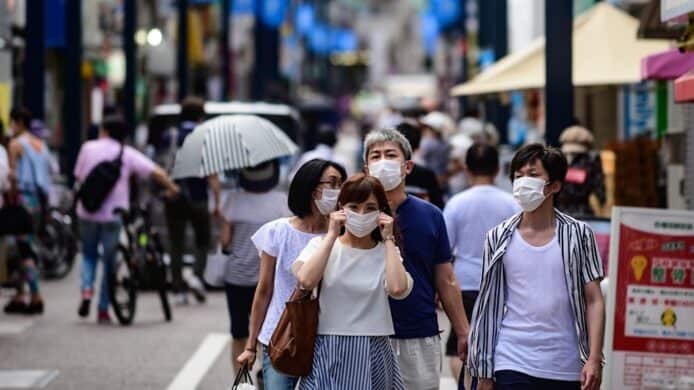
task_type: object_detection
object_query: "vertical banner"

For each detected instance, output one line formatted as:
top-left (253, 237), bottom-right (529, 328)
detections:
top-left (605, 207), bottom-right (694, 389)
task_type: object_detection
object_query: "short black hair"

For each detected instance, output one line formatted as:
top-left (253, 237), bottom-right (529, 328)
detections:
top-left (396, 121), bottom-right (422, 151)
top-left (315, 126), bottom-right (337, 147)
top-left (101, 115), bottom-right (128, 142)
top-left (288, 159), bottom-right (347, 218)
top-left (466, 143), bottom-right (499, 176)
top-left (509, 143), bottom-right (567, 184)
top-left (180, 96), bottom-right (205, 122)
top-left (10, 107), bottom-right (32, 129)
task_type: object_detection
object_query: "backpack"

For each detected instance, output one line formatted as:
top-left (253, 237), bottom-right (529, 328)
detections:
top-left (76, 144), bottom-right (124, 213)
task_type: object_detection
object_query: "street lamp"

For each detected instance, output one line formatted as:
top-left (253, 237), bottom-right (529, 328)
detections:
top-left (147, 28), bottom-right (163, 47)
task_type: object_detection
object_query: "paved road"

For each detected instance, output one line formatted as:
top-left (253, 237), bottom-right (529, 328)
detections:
top-left (1, 260), bottom-right (458, 389)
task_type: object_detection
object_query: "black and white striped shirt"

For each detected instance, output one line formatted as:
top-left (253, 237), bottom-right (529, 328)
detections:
top-left (467, 210), bottom-right (604, 379)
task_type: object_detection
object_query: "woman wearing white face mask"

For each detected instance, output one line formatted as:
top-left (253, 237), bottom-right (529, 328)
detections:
top-left (468, 144), bottom-right (606, 390)
top-left (237, 159), bottom-right (346, 389)
top-left (292, 173), bottom-right (413, 390)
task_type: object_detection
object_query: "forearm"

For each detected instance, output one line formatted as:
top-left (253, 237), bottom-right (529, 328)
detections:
top-left (220, 222), bottom-right (232, 249)
top-left (151, 167), bottom-right (177, 192)
top-left (246, 286), bottom-right (272, 348)
top-left (383, 240), bottom-right (408, 296)
top-left (295, 235), bottom-right (337, 289)
top-left (208, 174), bottom-right (221, 209)
top-left (437, 267), bottom-right (469, 336)
top-left (586, 295), bottom-right (605, 362)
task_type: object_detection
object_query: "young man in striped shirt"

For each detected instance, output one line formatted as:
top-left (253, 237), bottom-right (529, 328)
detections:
top-left (467, 144), bottom-right (605, 390)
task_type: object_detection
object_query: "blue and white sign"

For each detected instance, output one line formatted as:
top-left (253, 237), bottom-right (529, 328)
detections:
top-left (623, 82), bottom-right (656, 139)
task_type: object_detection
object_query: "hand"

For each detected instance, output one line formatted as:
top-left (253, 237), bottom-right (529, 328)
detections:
top-left (581, 359), bottom-right (602, 390)
top-left (378, 212), bottom-right (394, 238)
top-left (237, 349), bottom-right (257, 367)
top-left (212, 206), bottom-right (222, 220)
top-left (457, 330), bottom-right (469, 363)
top-left (327, 210), bottom-right (346, 237)
top-left (164, 184), bottom-right (181, 199)
top-left (477, 378), bottom-right (494, 390)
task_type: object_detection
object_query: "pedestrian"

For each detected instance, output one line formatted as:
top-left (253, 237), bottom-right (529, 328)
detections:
top-left (74, 115), bottom-right (179, 324)
top-left (164, 96), bottom-right (221, 305)
top-left (557, 125), bottom-right (606, 217)
top-left (467, 144), bottom-right (605, 390)
top-left (442, 143), bottom-right (520, 387)
top-left (219, 159), bottom-right (291, 371)
top-left (289, 125), bottom-right (350, 180)
top-left (236, 159), bottom-right (347, 389)
top-left (418, 112), bottom-right (452, 184)
top-left (396, 120), bottom-right (445, 209)
top-left (293, 173), bottom-right (412, 389)
top-left (363, 128), bottom-right (469, 390)
top-left (3, 107), bottom-right (48, 315)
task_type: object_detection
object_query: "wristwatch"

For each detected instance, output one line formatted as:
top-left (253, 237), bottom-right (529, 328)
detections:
top-left (383, 235), bottom-right (395, 242)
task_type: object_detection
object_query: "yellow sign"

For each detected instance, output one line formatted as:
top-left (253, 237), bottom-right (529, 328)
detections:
top-left (630, 255), bottom-right (648, 281)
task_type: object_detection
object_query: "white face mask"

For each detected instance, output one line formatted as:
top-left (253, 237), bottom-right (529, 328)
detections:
top-left (344, 209), bottom-right (380, 238)
top-left (314, 188), bottom-right (339, 215)
top-left (513, 176), bottom-right (549, 212)
top-left (368, 159), bottom-right (403, 191)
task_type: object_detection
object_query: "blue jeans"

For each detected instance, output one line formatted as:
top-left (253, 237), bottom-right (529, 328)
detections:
top-left (472, 370), bottom-right (580, 390)
top-left (262, 345), bottom-right (297, 390)
top-left (79, 220), bottom-right (121, 311)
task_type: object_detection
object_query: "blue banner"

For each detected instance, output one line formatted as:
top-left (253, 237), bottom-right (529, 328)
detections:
top-left (420, 10), bottom-right (439, 56)
top-left (295, 3), bottom-right (315, 36)
top-left (432, 0), bottom-right (461, 28)
top-left (45, 0), bottom-right (66, 48)
top-left (259, 0), bottom-right (289, 28)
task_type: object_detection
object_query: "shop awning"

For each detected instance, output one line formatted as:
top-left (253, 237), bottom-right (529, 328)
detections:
top-left (675, 71), bottom-right (694, 102)
top-left (451, 3), bottom-right (671, 96)
top-left (641, 49), bottom-right (694, 80)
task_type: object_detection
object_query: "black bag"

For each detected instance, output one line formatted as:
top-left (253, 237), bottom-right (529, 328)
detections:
top-left (76, 144), bottom-right (124, 213)
top-left (0, 195), bottom-right (34, 236)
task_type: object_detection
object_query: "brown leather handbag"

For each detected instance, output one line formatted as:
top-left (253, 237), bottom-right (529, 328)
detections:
top-left (268, 285), bottom-right (320, 376)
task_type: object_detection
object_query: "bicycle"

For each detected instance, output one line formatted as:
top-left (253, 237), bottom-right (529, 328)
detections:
top-left (109, 200), bottom-right (171, 325)
top-left (36, 206), bottom-right (78, 279)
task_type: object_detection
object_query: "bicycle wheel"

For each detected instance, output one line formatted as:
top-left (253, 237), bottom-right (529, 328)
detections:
top-left (37, 214), bottom-right (76, 279)
top-left (148, 247), bottom-right (172, 322)
top-left (109, 245), bottom-right (137, 325)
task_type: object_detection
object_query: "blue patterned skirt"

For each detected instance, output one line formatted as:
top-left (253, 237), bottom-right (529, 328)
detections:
top-left (298, 335), bottom-right (405, 390)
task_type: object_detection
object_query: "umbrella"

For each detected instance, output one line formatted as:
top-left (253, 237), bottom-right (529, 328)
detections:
top-left (171, 114), bottom-right (299, 179)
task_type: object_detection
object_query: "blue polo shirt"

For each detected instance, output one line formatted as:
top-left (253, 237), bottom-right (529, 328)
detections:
top-left (390, 195), bottom-right (452, 339)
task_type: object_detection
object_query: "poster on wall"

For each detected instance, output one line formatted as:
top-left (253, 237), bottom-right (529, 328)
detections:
top-left (604, 207), bottom-right (694, 390)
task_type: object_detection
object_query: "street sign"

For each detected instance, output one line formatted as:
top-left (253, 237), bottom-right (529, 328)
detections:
top-left (604, 207), bottom-right (694, 389)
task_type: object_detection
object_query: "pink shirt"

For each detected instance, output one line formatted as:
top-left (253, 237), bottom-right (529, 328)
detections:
top-left (74, 138), bottom-right (156, 222)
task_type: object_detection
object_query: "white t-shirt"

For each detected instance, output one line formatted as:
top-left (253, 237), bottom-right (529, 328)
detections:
top-left (295, 237), bottom-right (410, 336)
top-left (221, 190), bottom-right (290, 285)
top-left (494, 229), bottom-right (582, 381)
top-left (251, 218), bottom-right (321, 345)
top-left (443, 185), bottom-right (520, 291)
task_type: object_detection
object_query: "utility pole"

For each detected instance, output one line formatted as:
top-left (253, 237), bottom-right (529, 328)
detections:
top-left (221, 0), bottom-right (231, 100)
top-left (124, 0), bottom-right (137, 129)
top-left (65, 0), bottom-right (82, 183)
top-left (23, 0), bottom-right (45, 119)
top-left (545, 0), bottom-right (574, 146)
top-left (251, 0), bottom-right (279, 101)
top-left (177, 0), bottom-right (189, 101)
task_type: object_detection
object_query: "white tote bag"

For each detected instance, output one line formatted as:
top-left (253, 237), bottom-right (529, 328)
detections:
top-left (204, 247), bottom-right (227, 287)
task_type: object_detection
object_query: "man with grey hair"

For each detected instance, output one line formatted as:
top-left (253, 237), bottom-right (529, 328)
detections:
top-left (364, 128), bottom-right (470, 390)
